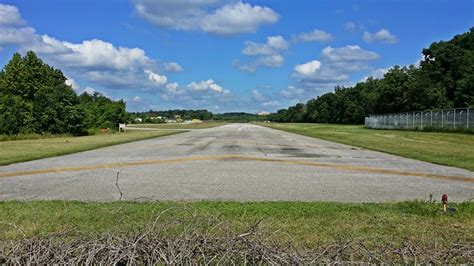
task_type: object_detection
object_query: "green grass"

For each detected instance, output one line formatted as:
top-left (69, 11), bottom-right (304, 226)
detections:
top-left (127, 121), bottom-right (227, 129)
top-left (0, 201), bottom-right (472, 248)
top-left (258, 123), bottom-right (474, 171)
top-left (0, 130), bottom-right (183, 166)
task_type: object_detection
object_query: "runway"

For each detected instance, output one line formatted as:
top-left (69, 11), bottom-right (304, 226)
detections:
top-left (0, 123), bottom-right (472, 202)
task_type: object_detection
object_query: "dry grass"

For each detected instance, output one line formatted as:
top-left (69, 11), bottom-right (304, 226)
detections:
top-left (1, 205), bottom-right (472, 264)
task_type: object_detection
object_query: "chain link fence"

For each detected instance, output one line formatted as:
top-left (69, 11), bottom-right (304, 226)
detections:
top-left (365, 108), bottom-right (473, 131)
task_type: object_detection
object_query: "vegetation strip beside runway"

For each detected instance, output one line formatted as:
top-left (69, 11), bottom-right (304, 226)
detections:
top-left (0, 130), bottom-right (184, 166)
top-left (0, 200), bottom-right (472, 264)
top-left (257, 123), bottom-right (474, 171)
top-left (1, 154), bottom-right (472, 183)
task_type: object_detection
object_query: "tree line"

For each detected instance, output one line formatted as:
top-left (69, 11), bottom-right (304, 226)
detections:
top-left (130, 110), bottom-right (266, 123)
top-left (269, 28), bottom-right (474, 123)
top-left (0, 51), bottom-right (127, 135)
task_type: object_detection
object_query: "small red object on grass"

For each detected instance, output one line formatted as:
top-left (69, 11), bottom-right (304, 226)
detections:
top-left (442, 194), bottom-right (448, 203)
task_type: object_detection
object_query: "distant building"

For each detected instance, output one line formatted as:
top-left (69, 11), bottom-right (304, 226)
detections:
top-left (257, 111), bottom-right (270, 116)
top-left (134, 117), bottom-right (143, 123)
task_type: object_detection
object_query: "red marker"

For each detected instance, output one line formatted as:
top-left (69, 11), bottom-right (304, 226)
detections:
top-left (442, 194), bottom-right (448, 212)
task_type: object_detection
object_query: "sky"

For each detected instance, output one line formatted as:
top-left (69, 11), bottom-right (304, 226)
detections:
top-left (0, 0), bottom-right (473, 113)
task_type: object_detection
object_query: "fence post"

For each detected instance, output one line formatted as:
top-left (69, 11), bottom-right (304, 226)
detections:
top-left (454, 108), bottom-right (456, 128)
top-left (441, 110), bottom-right (444, 128)
top-left (421, 112), bottom-right (423, 129)
top-left (430, 110), bottom-right (433, 127)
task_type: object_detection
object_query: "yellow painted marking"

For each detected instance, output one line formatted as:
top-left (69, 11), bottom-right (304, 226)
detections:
top-left (0, 155), bottom-right (472, 183)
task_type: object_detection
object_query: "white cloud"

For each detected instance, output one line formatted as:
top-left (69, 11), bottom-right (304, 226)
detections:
top-left (0, 4), bottom-right (24, 26)
top-left (165, 82), bottom-right (180, 93)
top-left (370, 67), bottom-right (390, 79)
top-left (294, 29), bottom-right (333, 42)
top-left (133, 0), bottom-right (278, 36)
top-left (164, 62), bottom-right (183, 72)
top-left (159, 79), bottom-right (233, 111)
top-left (291, 45), bottom-right (380, 98)
top-left (133, 96), bottom-right (142, 103)
top-left (0, 4), bottom-right (173, 92)
top-left (83, 87), bottom-right (96, 95)
top-left (65, 77), bottom-right (79, 90)
top-left (144, 69), bottom-right (167, 86)
top-left (294, 60), bottom-right (321, 75)
top-left (236, 35), bottom-right (288, 71)
top-left (0, 27), bottom-right (35, 47)
top-left (242, 35), bottom-right (289, 55)
top-left (33, 36), bottom-right (152, 71)
top-left (257, 54), bottom-right (284, 67)
top-left (363, 29), bottom-right (399, 44)
top-left (187, 79), bottom-right (228, 94)
top-left (322, 45), bottom-right (379, 62)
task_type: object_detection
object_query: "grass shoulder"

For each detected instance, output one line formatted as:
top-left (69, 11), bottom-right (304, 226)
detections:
top-left (257, 123), bottom-right (474, 171)
top-left (0, 130), bottom-right (183, 166)
top-left (0, 200), bottom-right (472, 248)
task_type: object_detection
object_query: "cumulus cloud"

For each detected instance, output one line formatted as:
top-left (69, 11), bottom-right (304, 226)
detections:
top-left (0, 27), bottom-right (35, 47)
top-left (290, 45), bottom-right (380, 99)
top-left (187, 79), bottom-right (228, 94)
top-left (294, 60), bottom-right (321, 75)
top-left (242, 35), bottom-right (289, 55)
top-left (257, 54), bottom-right (284, 67)
top-left (133, 0), bottom-right (278, 36)
top-left (65, 77), bottom-right (79, 90)
top-left (0, 4), bottom-right (174, 92)
top-left (235, 35), bottom-right (289, 72)
top-left (0, 4), bottom-right (24, 26)
top-left (362, 29), bottom-right (399, 44)
top-left (322, 45), bottom-right (379, 62)
top-left (133, 96), bottom-right (142, 103)
top-left (164, 62), bottom-right (183, 72)
top-left (294, 29), bottom-right (333, 42)
top-left (159, 79), bottom-right (233, 111)
top-left (145, 69), bottom-right (167, 86)
top-left (165, 82), bottom-right (180, 93)
top-left (33, 36), bottom-right (153, 71)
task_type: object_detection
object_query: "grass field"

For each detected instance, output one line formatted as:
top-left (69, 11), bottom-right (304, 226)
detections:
top-left (127, 121), bottom-right (227, 129)
top-left (0, 130), bottom-right (183, 166)
top-left (0, 201), bottom-right (472, 247)
top-left (258, 123), bottom-right (474, 171)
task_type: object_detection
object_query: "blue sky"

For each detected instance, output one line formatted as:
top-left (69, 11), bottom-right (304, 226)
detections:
top-left (0, 0), bottom-right (473, 113)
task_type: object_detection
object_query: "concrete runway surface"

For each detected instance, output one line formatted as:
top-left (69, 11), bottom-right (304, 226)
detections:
top-left (0, 124), bottom-right (472, 202)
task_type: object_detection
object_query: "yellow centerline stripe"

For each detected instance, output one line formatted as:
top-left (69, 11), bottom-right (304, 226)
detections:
top-left (0, 155), bottom-right (472, 183)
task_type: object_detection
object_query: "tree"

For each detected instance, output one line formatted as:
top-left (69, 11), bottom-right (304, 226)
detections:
top-left (0, 51), bottom-right (127, 135)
